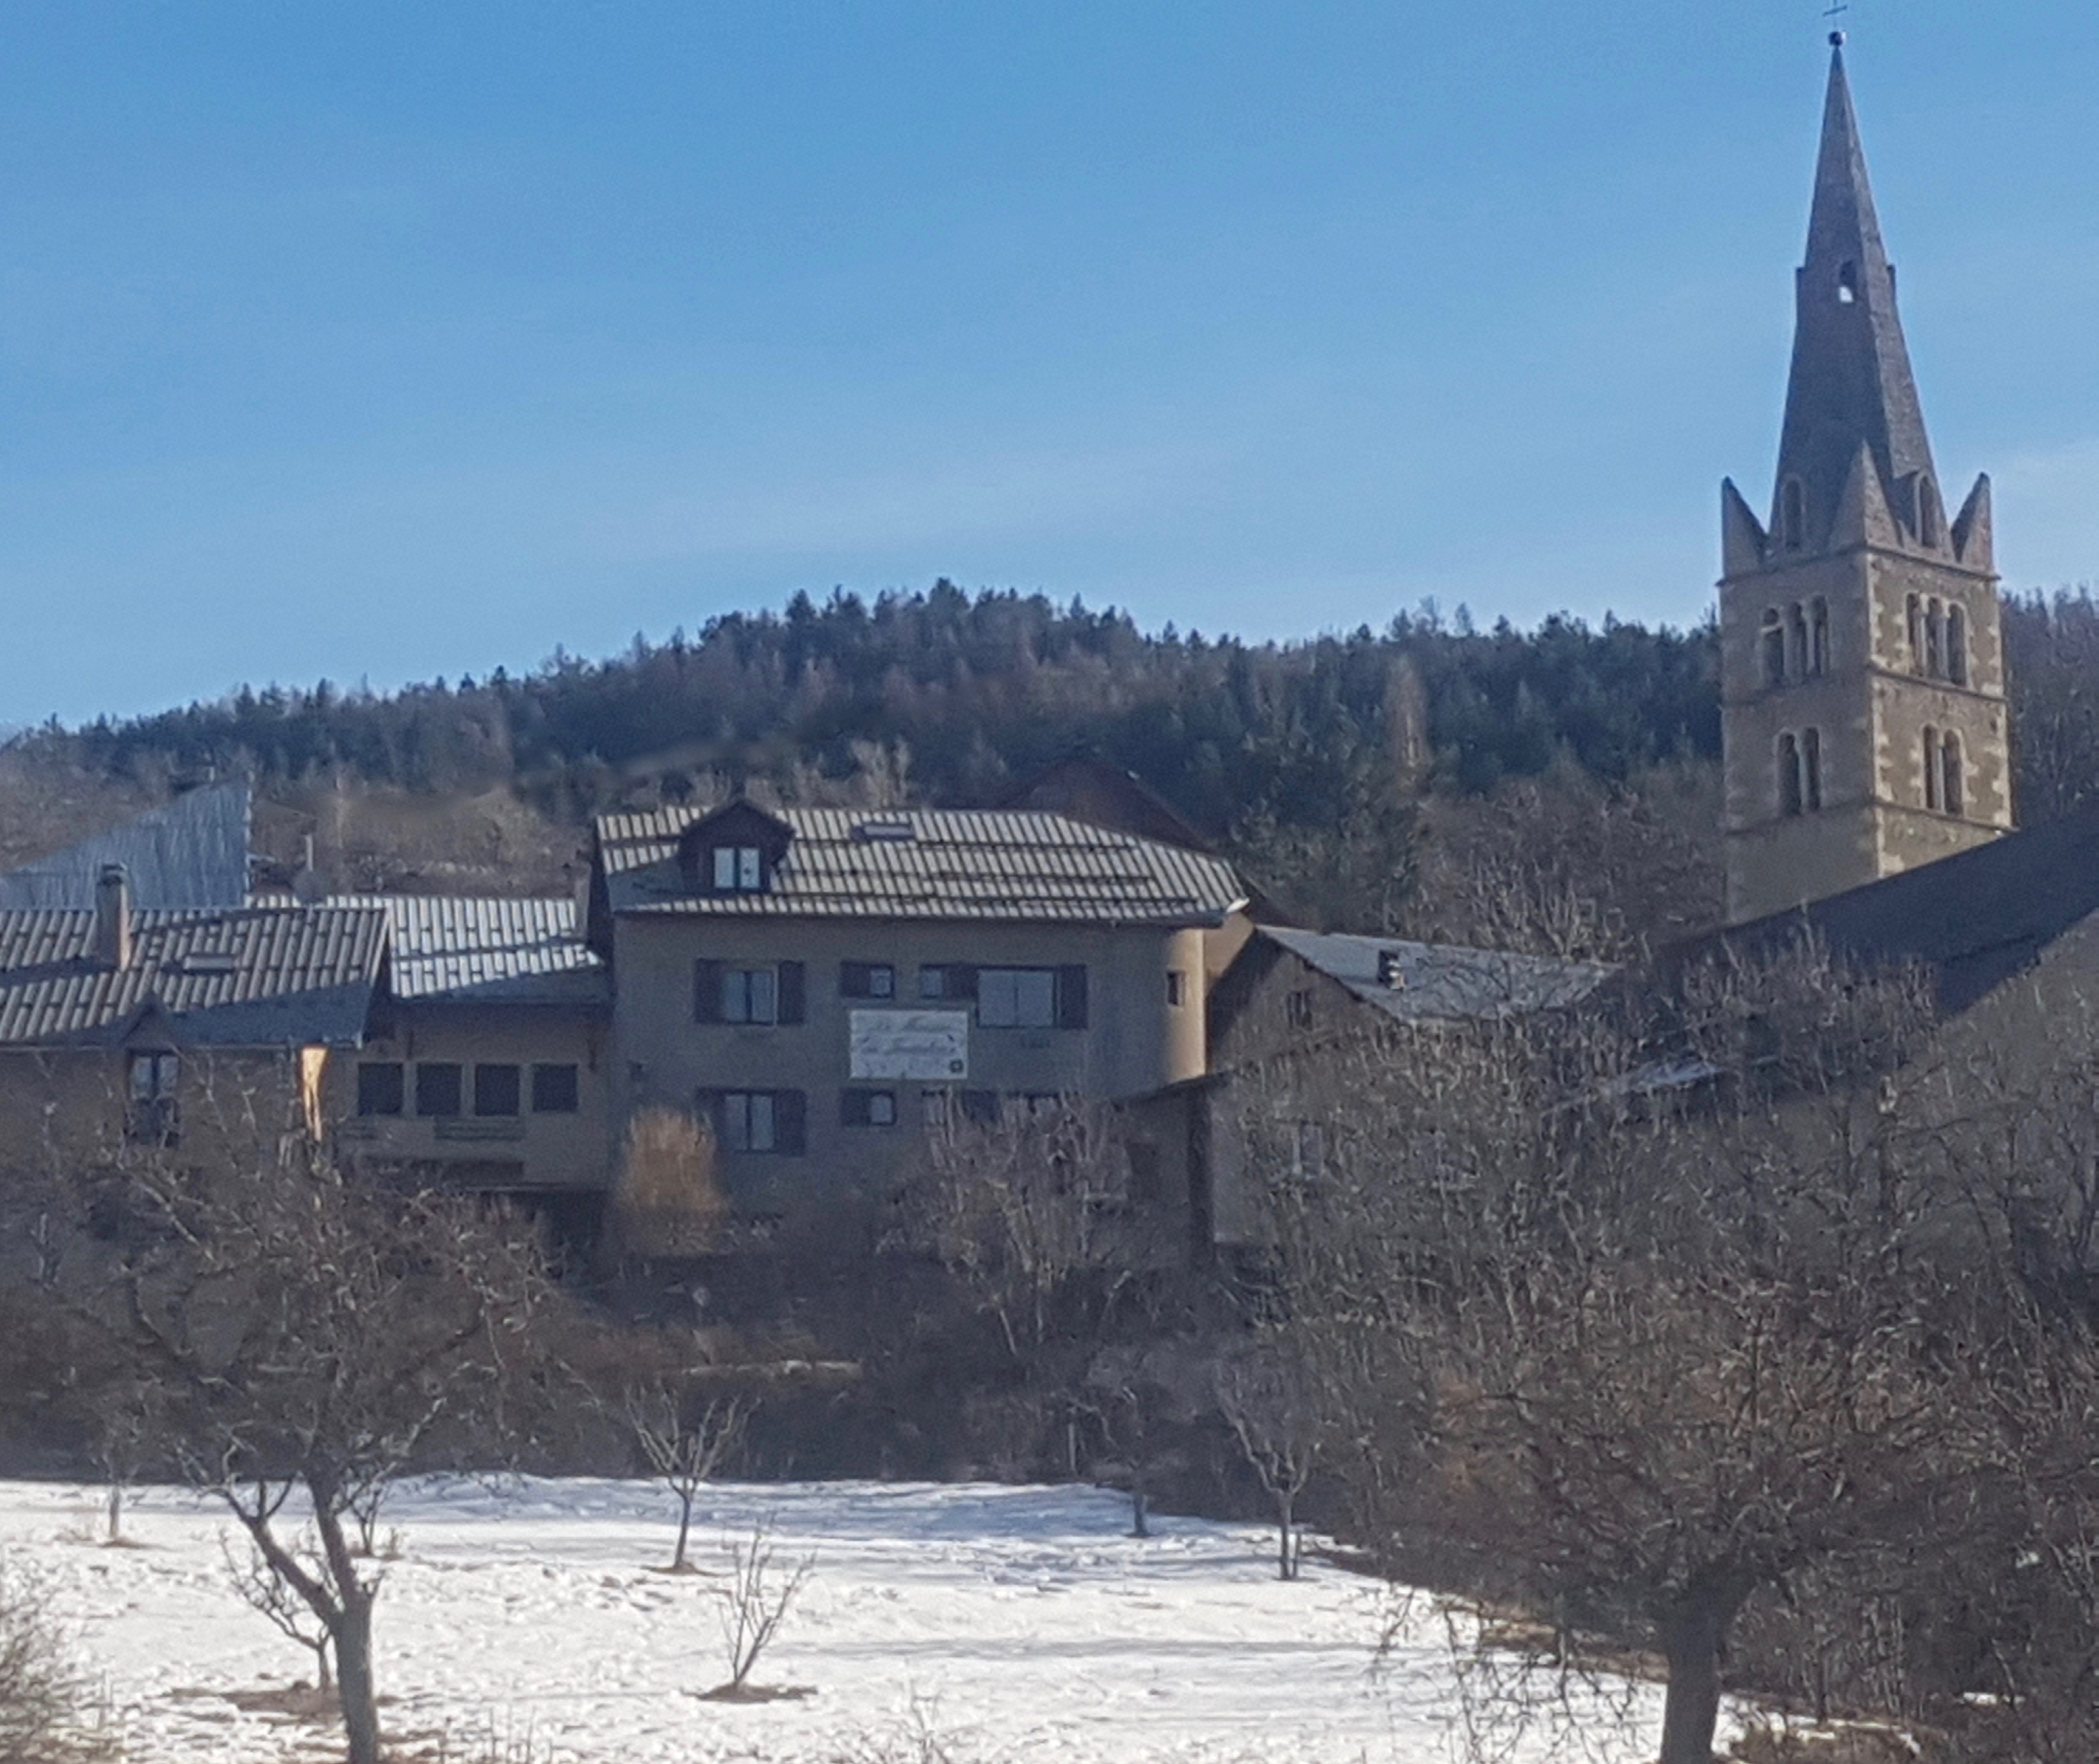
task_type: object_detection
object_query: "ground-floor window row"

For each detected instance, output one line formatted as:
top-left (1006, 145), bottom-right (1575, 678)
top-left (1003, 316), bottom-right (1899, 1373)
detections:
top-left (357, 1060), bottom-right (582, 1119)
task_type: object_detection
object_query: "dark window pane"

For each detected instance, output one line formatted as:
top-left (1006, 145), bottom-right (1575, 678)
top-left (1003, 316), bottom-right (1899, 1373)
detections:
top-left (531, 1063), bottom-right (579, 1113)
top-left (416, 1063), bottom-right (463, 1117)
top-left (357, 1062), bottom-right (405, 1117)
top-left (474, 1064), bottom-right (521, 1117)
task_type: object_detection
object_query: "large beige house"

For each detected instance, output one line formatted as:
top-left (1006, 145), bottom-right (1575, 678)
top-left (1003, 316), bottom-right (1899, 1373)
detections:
top-left (587, 799), bottom-right (1250, 1214)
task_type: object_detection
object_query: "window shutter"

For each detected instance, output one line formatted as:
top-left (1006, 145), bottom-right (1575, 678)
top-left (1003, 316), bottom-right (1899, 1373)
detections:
top-left (776, 1089), bottom-right (807, 1155)
top-left (1055, 965), bottom-right (1089, 1029)
top-left (777, 960), bottom-right (805, 1024)
top-left (693, 960), bottom-right (724, 1024)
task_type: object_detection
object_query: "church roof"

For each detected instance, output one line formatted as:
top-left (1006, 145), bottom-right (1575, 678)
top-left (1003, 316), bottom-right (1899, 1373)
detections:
top-left (1661, 805), bottom-right (2099, 1017)
top-left (1771, 45), bottom-right (1939, 547)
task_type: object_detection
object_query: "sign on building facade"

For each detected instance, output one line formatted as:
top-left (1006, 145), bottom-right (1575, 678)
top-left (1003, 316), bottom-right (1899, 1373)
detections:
top-left (848, 1008), bottom-right (970, 1080)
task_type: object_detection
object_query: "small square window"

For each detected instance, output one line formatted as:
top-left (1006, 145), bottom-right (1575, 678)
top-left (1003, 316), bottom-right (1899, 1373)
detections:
top-left (842, 962), bottom-right (896, 1000)
top-left (920, 1089), bottom-right (950, 1129)
top-left (416, 1063), bottom-right (463, 1118)
top-left (1166, 970), bottom-right (1187, 1008)
top-left (531, 1063), bottom-right (580, 1113)
top-left (959, 1090), bottom-right (1000, 1124)
top-left (357, 1062), bottom-right (405, 1117)
top-left (842, 1088), bottom-right (898, 1128)
top-left (474, 1063), bottom-right (521, 1117)
top-left (1286, 989), bottom-right (1315, 1030)
top-left (918, 965), bottom-right (948, 1001)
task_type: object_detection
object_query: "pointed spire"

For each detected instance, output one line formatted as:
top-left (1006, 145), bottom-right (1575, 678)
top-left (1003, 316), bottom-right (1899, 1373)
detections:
top-left (1771, 45), bottom-right (1938, 549)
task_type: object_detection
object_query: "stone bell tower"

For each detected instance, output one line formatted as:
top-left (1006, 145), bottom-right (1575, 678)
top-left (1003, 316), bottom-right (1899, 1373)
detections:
top-left (1719, 41), bottom-right (2012, 925)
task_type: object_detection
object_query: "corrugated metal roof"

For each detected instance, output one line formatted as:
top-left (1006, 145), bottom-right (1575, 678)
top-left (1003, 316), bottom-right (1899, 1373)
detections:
top-left (596, 807), bottom-right (1247, 926)
top-left (0, 905), bottom-right (386, 1046)
top-left (1263, 928), bottom-right (1614, 1024)
top-left (292, 895), bottom-right (607, 1006)
top-left (0, 782), bottom-right (252, 910)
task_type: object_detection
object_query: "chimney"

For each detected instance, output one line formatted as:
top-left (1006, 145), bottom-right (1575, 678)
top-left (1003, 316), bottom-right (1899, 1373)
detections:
top-left (94, 864), bottom-right (134, 971)
top-left (291, 833), bottom-right (328, 905)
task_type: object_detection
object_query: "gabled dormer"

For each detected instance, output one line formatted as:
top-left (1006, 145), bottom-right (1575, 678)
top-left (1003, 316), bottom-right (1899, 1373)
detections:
top-left (676, 800), bottom-right (795, 897)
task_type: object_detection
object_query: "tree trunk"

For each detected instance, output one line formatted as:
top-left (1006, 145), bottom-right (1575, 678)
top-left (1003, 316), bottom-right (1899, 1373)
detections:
top-left (1277, 1492), bottom-right (1295, 1581)
top-left (105, 1483), bottom-right (123, 1544)
top-left (674, 1489), bottom-right (694, 1570)
top-left (333, 1591), bottom-right (381, 1764)
top-left (1657, 1575), bottom-right (1750, 1764)
top-left (1129, 1485), bottom-right (1149, 1539)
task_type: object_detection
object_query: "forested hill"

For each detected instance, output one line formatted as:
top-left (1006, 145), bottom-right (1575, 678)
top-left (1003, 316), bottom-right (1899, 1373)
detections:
top-left (62, 584), bottom-right (1722, 813)
top-left (16, 582), bottom-right (2099, 949)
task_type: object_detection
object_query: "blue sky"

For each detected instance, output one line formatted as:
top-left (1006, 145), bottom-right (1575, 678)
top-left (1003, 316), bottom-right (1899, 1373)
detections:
top-left (3, 1), bottom-right (2096, 725)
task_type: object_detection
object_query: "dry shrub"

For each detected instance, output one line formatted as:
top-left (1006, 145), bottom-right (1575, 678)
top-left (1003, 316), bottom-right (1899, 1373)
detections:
top-left (610, 1108), bottom-right (728, 1259)
top-left (0, 1559), bottom-right (97, 1764)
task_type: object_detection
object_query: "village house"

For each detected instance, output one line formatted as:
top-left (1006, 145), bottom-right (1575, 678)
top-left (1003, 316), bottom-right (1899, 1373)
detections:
top-left (322, 894), bottom-right (612, 1249)
top-left (0, 863), bottom-right (386, 1178)
top-left (586, 798), bottom-right (1250, 1219)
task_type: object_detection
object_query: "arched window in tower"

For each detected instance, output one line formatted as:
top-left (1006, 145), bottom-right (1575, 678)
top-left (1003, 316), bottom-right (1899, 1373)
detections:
top-left (1907, 594), bottom-right (1924, 671)
top-left (1837, 261), bottom-right (1860, 304)
top-left (1780, 478), bottom-right (1807, 552)
top-left (1760, 609), bottom-right (1786, 688)
top-left (1803, 727), bottom-right (1823, 810)
top-left (1947, 604), bottom-right (1969, 686)
top-left (1779, 733), bottom-right (1803, 817)
top-left (1790, 602), bottom-right (1809, 679)
top-left (1923, 727), bottom-right (1941, 811)
top-left (1925, 600), bottom-right (1946, 679)
top-left (1918, 477), bottom-right (1943, 549)
top-left (1809, 597), bottom-right (1830, 675)
top-left (1942, 732), bottom-right (1965, 817)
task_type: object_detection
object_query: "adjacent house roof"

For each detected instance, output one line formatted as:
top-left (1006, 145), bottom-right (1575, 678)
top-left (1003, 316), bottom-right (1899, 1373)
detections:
top-left (1261, 927), bottom-right (1615, 1025)
top-left (0, 782), bottom-right (252, 911)
top-left (291, 895), bottom-right (607, 1007)
top-left (1658, 796), bottom-right (2099, 1017)
top-left (595, 805), bottom-right (1248, 926)
top-left (0, 905), bottom-right (386, 1047)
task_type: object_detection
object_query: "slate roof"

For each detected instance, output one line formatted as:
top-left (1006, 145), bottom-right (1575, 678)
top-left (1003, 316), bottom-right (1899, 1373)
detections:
top-left (596, 807), bottom-right (1247, 926)
top-left (1263, 928), bottom-right (1615, 1024)
top-left (294, 895), bottom-right (606, 1007)
top-left (0, 782), bottom-right (252, 911)
top-left (1658, 799), bottom-right (2099, 1016)
top-left (0, 905), bottom-right (386, 1047)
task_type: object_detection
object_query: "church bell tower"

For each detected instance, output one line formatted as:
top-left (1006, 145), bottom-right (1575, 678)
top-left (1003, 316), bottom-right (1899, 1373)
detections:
top-left (1719, 42), bottom-right (2012, 925)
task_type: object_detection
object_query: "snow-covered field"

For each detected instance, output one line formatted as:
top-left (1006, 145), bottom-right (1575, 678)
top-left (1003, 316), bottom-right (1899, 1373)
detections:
top-left (0, 1477), bottom-right (1668, 1763)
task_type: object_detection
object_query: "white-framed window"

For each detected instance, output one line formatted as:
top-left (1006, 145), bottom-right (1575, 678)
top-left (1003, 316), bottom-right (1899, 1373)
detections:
top-left (978, 968), bottom-right (1057, 1029)
top-left (126, 1051), bottom-right (180, 1143)
top-left (723, 966), bottom-right (778, 1024)
top-left (711, 844), bottom-right (763, 891)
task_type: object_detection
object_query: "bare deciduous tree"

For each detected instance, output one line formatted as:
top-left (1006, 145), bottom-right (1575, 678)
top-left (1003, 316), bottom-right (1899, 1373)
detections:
top-left (708, 1521), bottom-right (813, 1698)
top-left (1255, 937), bottom-right (1982, 1764)
top-left (36, 1136), bottom-right (554, 1764)
top-left (622, 1377), bottom-right (747, 1573)
top-left (1215, 1339), bottom-right (1323, 1580)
